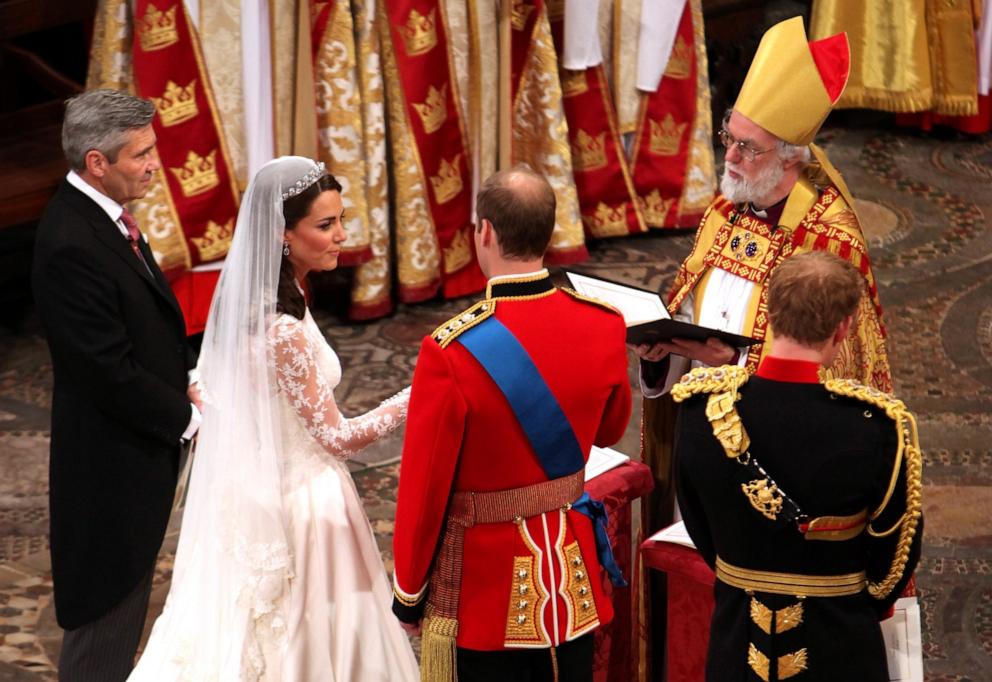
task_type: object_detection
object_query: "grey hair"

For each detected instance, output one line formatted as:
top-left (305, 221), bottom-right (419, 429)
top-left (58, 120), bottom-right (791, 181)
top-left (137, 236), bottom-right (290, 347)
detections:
top-left (776, 139), bottom-right (812, 165)
top-left (62, 89), bottom-right (155, 171)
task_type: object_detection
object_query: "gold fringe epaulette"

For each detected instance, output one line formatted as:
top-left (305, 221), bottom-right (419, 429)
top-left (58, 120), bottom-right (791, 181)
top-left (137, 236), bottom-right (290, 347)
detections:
top-left (431, 299), bottom-right (496, 349)
top-left (673, 365), bottom-right (752, 458)
top-left (824, 378), bottom-right (923, 600)
top-left (559, 286), bottom-right (622, 316)
top-left (671, 365), bottom-right (750, 403)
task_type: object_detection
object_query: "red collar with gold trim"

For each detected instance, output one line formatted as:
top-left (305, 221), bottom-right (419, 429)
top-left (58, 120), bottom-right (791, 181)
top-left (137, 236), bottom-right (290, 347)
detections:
top-left (756, 356), bottom-right (820, 383)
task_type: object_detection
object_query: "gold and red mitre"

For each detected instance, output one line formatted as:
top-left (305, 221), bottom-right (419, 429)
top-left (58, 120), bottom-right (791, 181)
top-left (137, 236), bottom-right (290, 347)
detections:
top-left (734, 16), bottom-right (850, 146)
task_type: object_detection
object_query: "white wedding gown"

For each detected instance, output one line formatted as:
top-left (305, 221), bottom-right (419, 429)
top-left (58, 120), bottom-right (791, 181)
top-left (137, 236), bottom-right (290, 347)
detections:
top-left (130, 311), bottom-right (419, 681)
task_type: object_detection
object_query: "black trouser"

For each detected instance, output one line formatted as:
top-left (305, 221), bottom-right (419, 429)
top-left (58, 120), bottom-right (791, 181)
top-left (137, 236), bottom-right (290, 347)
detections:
top-left (457, 633), bottom-right (594, 682)
top-left (58, 569), bottom-right (153, 681)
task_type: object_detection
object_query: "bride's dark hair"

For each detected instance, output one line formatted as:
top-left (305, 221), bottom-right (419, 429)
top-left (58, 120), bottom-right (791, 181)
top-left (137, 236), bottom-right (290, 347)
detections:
top-left (277, 173), bottom-right (343, 319)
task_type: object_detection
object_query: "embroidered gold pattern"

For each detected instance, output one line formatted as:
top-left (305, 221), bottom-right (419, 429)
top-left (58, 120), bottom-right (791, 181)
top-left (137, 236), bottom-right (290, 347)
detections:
top-left (571, 130), bottom-right (608, 172)
top-left (649, 114), bottom-right (688, 156)
top-left (750, 598), bottom-right (773, 634)
top-left (442, 226), bottom-right (472, 274)
top-left (430, 154), bottom-right (464, 204)
top-left (137, 4), bottom-right (179, 52)
top-left (431, 300), bottom-right (495, 348)
top-left (665, 36), bottom-right (692, 79)
top-left (641, 189), bottom-right (676, 226)
top-left (190, 219), bottom-right (233, 261)
top-left (153, 79), bottom-right (198, 127)
top-left (169, 149), bottom-right (220, 197)
top-left (778, 648), bottom-right (809, 679)
top-left (413, 84), bottom-right (448, 134)
top-left (583, 202), bottom-right (629, 237)
top-left (559, 287), bottom-right (622, 316)
top-left (401, 9), bottom-right (437, 56)
top-left (748, 643), bottom-right (770, 681)
top-left (562, 541), bottom-right (600, 637)
top-left (804, 510), bottom-right (868, 542)
top-left (742, 479), bottom-right (784, 521)
top-left (749, 598), bottom-right (804, 635)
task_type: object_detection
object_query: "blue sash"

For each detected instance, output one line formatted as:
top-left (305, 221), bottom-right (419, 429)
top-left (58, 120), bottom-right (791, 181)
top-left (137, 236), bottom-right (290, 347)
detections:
top-left (458, 316), bottom-right (627, 587)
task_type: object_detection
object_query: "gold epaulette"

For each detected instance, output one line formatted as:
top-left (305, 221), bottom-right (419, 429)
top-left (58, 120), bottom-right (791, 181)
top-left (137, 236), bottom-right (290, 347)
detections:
top-left (431, 299), bottom-right (495, 349)
top-left (559, 286), bottom-right (622, 316)
top-left (825, 378), bottom-right (923, 600)
top-left (671, 365), bottom-right (750, 403)
top-left (673, 365), bottom-right (752, 458)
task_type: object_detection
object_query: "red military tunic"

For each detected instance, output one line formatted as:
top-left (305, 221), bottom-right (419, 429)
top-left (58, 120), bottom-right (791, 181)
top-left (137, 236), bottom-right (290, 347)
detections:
top-left (392, 270), bottom-right (632, 651)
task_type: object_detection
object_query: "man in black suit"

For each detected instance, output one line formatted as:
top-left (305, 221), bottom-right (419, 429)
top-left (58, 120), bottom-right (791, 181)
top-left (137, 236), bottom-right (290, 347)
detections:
top-left (32, 89), bottom-right (201, 681)
top-left (672, 251), bottom-right (922, 681)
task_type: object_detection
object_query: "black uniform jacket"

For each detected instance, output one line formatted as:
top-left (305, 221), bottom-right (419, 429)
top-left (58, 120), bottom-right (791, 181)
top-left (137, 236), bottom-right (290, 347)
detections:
top-left (674, 357), bottom-right (922, 682)
top-left (32, 179), bottom-right (195, 629)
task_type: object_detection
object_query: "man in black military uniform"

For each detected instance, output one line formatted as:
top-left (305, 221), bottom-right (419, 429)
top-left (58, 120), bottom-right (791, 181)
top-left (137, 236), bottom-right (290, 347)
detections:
top-left (672, 251), bottom-right (922, 681)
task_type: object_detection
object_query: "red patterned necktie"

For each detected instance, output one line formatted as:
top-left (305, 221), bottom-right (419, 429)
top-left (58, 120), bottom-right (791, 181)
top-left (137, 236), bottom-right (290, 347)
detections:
top-left (120, 210), bottom-right (149, 270)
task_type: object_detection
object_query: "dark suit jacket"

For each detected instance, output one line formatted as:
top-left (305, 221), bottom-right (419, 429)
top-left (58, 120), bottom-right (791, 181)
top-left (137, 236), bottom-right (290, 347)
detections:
top-left (32, 179), bottom-right (195, 629)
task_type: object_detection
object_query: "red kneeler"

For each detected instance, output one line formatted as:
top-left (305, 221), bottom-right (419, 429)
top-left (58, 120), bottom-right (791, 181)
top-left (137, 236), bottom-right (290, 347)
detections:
top-left (640, 536), bottom-right (714, 682)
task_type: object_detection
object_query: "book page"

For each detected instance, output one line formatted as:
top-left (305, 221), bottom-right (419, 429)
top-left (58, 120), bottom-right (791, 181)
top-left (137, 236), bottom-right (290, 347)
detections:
top-left (565, 272), bottom-right (670, 325)
top-left (647, 520), bottom-right (697, 549)
top-left (585, 446), bottom-right (631, 480)
top-left (881, 597), bottom-right (923, 681)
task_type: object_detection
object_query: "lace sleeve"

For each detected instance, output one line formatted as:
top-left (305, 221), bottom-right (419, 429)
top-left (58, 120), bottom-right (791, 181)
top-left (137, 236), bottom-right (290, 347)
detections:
top-left (269, 317), bottom-right (410, 460)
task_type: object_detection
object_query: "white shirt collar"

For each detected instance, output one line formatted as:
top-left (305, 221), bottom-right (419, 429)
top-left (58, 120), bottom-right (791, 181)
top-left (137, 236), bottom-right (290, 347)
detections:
top-left (486, 268), bottom-right (549, 286)
top-left (66, 170), bottom-right (127, 235)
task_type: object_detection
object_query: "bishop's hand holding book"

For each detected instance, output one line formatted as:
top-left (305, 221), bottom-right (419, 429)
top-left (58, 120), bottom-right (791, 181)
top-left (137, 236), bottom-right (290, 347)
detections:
top-left (564, 271), bottom-right (759, 363)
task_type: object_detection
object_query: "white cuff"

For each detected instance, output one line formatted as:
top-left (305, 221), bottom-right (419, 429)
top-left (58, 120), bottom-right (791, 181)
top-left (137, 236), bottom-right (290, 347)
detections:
top-left (181, 402), bottom-right (202, 442)
top-left (187, 368), bottom-right (201, 386)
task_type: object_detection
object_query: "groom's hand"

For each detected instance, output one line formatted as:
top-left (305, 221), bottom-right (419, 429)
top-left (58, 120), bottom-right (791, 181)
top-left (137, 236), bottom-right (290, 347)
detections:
top-left (399, 620), bottom-right (421, 637)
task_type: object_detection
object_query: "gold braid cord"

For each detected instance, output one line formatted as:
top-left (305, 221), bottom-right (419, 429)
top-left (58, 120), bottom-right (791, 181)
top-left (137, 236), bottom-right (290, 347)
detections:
top-left (824, 379), bottom-right (923, 600)
top-left (672, 365), bottom-right (752, 458)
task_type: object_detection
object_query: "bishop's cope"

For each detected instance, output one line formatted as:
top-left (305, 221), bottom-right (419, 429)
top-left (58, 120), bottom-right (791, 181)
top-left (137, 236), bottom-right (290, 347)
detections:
top-left (636, 16), bottom-right (894, 536)
top-left (391, 167), bottom-right (633, 682)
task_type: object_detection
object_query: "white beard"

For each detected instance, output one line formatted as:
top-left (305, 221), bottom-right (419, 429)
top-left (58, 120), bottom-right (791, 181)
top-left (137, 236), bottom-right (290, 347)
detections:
top-left (719, 160), bottom-right (784, 206)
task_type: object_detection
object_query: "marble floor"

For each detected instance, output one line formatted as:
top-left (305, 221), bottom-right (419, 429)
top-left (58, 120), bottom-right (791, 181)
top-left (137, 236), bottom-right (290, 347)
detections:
top-left (1, 123), bottom-right (990, 680)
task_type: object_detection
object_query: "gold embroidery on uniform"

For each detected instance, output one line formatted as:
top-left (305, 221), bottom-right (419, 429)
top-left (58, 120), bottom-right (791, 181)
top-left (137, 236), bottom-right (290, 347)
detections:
top-left (750, 598), bottom-right (773, 634)
top-left (431, 300), bottom-right (495, 348)
top-left (777, 602), bottom-right (804, 633)
top-left (742, 479), bottom-right (784, 521)
top-left (748, 643), bottom-right (770, 681)
top-left (562, 541), bottom-right (599, 637)
top-left (504, 556), bottom-right (545, 644)
top-left (778, 648), bottom-right (809, 679)
top-left (804, 510), bottom-right (868, 542)
top-left (716, 556), bottom-right (866, 597)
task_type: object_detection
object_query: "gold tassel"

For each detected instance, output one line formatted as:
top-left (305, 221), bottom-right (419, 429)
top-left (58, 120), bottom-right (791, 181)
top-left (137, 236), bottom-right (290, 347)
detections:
top-left (420, 615), bottom-right (459, 682)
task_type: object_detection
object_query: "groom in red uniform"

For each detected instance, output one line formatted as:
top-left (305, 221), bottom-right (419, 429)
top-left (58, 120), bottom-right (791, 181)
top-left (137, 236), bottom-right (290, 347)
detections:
top-left (392, 166), bottom-right (633, 681)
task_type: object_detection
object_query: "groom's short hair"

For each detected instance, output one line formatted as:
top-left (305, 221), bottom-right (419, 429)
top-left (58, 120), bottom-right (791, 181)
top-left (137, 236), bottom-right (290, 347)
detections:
top-left (476, 165), bottom-right (556, 259)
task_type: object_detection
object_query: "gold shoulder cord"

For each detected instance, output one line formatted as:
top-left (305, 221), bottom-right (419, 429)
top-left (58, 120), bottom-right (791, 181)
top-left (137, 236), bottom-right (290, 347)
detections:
top-left (824, 379), bottom-right (923, 599)
top-left (558, 286), bottom-right (622, 316)
top-left (430, 300), bottom-right (496, 349)
top-left (672, 365), bottom-right (752, 458)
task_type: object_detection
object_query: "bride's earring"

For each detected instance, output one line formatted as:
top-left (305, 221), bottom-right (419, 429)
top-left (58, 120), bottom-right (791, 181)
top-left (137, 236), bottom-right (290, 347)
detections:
top-left (283, 241), bottom-right (291, 257)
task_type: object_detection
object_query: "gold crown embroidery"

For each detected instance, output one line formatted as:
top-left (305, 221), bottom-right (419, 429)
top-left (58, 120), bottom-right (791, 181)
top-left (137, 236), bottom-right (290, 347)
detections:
top-left (169, 149), bottom-right (220, 197)
top-left (190, 218), bottom-right (233, 261)
top-left (649, 114), bottom-right (687, 156)
top-left (664, 36), bottom-right (691, 79)
top-left (401, 9), bottom-right (438, 56)
top-left (137, 4), bottom-right (179, 52)
top-left (413, 84), bottom-right (448, 134)
top-left (571, 130), bottom-right (607, 172)
top-left (430, 154), bottom-right (463, 205)
top-left (153, 79), bottom-right (198, 127)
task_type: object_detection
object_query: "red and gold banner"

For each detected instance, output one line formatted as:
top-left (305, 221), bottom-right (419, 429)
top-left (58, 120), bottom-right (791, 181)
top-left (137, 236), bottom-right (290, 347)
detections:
top-left (309, 0), bottom-right (334, 64)
top-left (629, 1), bottom-right (698, 228)
top-left (548, 14), bottom-right (646, 239)
top-left (132, 0), bottom-right (240, 273)
top-left (385, 1), bottom-right (484, 298)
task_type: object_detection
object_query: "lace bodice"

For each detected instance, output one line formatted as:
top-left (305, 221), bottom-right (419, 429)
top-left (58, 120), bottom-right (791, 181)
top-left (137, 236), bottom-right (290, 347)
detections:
top-left (268, 312), bottom-right (409, 461)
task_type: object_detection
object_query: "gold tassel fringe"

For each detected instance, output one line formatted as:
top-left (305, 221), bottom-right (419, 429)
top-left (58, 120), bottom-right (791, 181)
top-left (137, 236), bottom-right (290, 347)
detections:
top-left (420, 616), bottom-right (459, 682)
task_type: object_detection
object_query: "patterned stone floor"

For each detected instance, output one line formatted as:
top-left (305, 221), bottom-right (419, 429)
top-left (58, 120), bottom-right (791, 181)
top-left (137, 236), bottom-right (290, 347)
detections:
top-left (0, 123), bottom-right (990, 680)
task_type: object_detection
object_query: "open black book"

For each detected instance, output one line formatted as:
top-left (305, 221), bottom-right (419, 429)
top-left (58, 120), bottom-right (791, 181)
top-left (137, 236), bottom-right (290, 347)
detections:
top-left (563, 270), bottom-right (760, 349)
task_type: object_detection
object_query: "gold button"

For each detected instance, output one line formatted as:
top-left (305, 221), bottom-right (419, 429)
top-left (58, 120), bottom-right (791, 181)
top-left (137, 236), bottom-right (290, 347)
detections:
top-left (575, 570), bottom-right (584, 580)
top-left (572, 556), bottom-right (582, 567)
top-left (517, 569), bottom-right (528, 579)
top-left (579, 586), bottom-right (588, 596)
top-left (516, 614), bottom-right (526, 624)
top-left (582, 600), bottom-right (591, 610)
top-left (519, 584), bottom-right (529, 595)
top-left (518, 600), bottom-right (528, 609)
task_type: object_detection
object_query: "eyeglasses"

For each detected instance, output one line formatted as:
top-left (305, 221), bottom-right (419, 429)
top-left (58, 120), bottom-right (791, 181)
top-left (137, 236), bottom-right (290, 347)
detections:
top-left (718, 128), bottom-right (774, 162)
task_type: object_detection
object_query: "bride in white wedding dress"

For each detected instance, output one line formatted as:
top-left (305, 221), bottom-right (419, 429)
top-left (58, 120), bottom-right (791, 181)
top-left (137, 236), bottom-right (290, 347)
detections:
top-left (129, 157), bottom-right (419, 681)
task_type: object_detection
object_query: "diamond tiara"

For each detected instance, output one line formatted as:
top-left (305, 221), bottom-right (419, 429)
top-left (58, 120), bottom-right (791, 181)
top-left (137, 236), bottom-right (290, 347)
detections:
top-left (281, 161), bottom-right (326, 200)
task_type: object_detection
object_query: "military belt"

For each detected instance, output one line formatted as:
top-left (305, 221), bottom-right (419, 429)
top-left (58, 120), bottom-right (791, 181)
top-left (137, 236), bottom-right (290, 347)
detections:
top-left (716, 556), bottom-right (867, 597)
